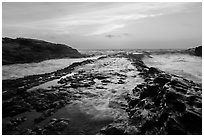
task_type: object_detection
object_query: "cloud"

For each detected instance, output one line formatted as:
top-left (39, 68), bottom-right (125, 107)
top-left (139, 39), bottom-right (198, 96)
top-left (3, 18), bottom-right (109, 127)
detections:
top-left (3, 2), bottom-right (196, 37)
top-left (88, 24), bottom-right (125, 36)
top-left (105, 34), bottom-right (121, 38)
top-left (105, 33), bottom-right (130, 38)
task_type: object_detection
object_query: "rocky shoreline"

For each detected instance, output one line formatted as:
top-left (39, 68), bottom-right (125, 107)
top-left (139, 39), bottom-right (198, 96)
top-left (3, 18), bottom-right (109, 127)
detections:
top-left (3, 55), bottom-right (108, 134)
top-left (100, 54), bottom-right (202, 135)
top-left (3, 59), bottom-right (95, 100)
top-left (2, 53), bottom-right (202, 135)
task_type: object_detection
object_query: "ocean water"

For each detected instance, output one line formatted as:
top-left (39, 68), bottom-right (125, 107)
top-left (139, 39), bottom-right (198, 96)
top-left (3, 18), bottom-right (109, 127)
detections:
top-left (2, 55), bottom-right (102, 80)
top-left (2, 49), bottom-right (202, 83)
top-left (143, 53), bottom-right (202, 83)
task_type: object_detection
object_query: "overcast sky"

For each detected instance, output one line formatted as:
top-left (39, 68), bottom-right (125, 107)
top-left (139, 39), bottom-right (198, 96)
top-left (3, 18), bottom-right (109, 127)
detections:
top-left (2, 2), bottom-right (202, 49)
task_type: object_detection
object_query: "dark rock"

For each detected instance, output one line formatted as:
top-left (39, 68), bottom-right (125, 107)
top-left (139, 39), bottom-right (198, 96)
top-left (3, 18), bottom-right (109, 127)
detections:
top-left (3, 116), bottom-right (28, 134)
top-left (186, 95), bottom-right (197, 106)
top-left (195, 46), bottom-right (202, 56)
top-left (140, 84), bottom-right (159, 99)
top-left (170, 79), bottom-right (189, 89)
top-left (34, 116), bottom-right (46, 124)
top-left (95, 74), bottom-right (109, 80)
top-left (172, 85), bottom-right (187, 94)
top-left (32, 127), bottom-right (45, 135)
top-left (100, 124), bottom-right (125, 135)
top-left (21, 129), bottom-right (37, 135)
top-left (136, 83), bottom-right (146, 89)
top-left (21, 118), bottom-right (69, 135)
top-left (101, 79), bottom-right (111, 83)
top-left (153, 76), bottom-right (170, 86)
top-left (172, 100), bottom-right (186, 112)
top-left (165, 88), bottom-right (185, 102)
top-left (148, 67), bottom-right (161, 74)
top-left (128, 97), bottom-right (140, 109)
top-left (46, 118), bottom-right (69, 131)
top-left (179, 110), bottom-right (202, 134)
top-left (132, 87), bottom-right (141, 95)
top-left (117, 79), bottom-right (125, 84)
top-left (3, 105), bottom-right (29, 117)
top-left (141, 120), bottom-right (156, 132)
top-left (111, 89), bottom-right (117, 93)
top-left (123, 53), bottom-right (202, 135)
top-left (157, 111), bottom-right (169, 126)
top-left (16, 87), bottom-right (26, 95)
top-left (166, 117), bottom-right (186, 135)
top-left (124, 126), bottom-right (140, 135)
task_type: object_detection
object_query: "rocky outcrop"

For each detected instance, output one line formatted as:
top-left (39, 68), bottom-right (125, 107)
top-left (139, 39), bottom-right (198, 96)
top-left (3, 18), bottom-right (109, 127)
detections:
top-left (100, 55), bottom-right (202, 135)
top-left (2, 59), bottom-right (94, 100)
top-left (186, 45), bottom-right (202, 57)
top-left (2, 37), bottom-right (84, 65)
top-left (195, 46), bottom-right (202, 56)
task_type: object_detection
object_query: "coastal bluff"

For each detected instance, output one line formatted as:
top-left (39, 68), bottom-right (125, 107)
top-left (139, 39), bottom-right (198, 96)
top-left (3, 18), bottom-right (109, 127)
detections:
top-left (2, 37), bottom-right (84, 65)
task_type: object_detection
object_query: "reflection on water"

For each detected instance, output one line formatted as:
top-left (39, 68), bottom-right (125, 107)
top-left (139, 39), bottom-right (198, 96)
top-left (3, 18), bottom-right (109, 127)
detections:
top-left (51, 102), bottom-right (114, 135)
top-left (143, 54), bottom-right (202, 83)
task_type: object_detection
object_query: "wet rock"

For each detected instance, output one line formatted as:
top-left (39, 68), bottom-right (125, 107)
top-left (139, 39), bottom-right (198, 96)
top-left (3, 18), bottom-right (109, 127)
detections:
top-left (3, 105), bottom-right (29, 117)
top-left (101, 79), bottom-right (111, 83)
top-left (132, 87), bottom-right (141, 95)
top-left (195, 46), bottom-right (202, 56)
top-left (186, 95), bottom-right (197, 106)
top-left (123, 54), bottom-right (202, 135)
top-left (128, 97), bottom-right (140, 109)
top-left (21, 129), bottom-right (37, 135)
top-left (172, 100), bottom-right (186, 112)
top-left (34, 116), bottom-right (46, 124)
top-left (45, 118), bottom-right (70, 131)
top-left (100, 124), bottom-right (125, 135)
top-left (144, 78), bottom-right (154, 82)
top-left (117, 79), bottom-right (125, 84)
top-left (32, 126), bottom-right (46, 135)
top-left (111, 89), bottom-right (117, 93)
top-left (46, 92), bottom-right (58, 101)
top-left (165, 88), bottom-right (185, 102)
top-left (70, 79), bottom-right (95, 88)
top-left (140, 120), bottom-right (157, 134)
top-left (148, 67), bottom-right (161, 74)
top-left (124, 126), bottom-right (140, 135)
top-left (136, 83), bottom-right (146, 89)
top-left (153, 76), bottom-right (171, 86)
top-left (23, 118), bottom-right (70, 135)
top-left (179, 110), bottom-right (202, 134)
top-left (166, 117), bottom-right (186, 135)
top-left (157, 110), bottom-right (169, 126)
top-left (94, 74), bottom-right (109, 80)
top-left (140, 84), bottom-right (159, 99)
top-left (16, 87), bottom-right (26, 95)
top-left (96, 86), bottom-right (106, 89)
top-left (172, 85), bottom-right (187, 94)
top-left (3, 116), bottom-right (27, 134)
top-left (170, 79), bottom-right (189, 89)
